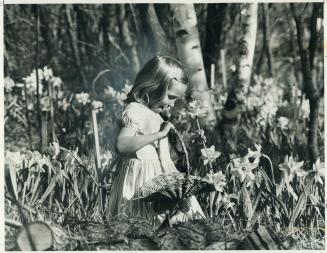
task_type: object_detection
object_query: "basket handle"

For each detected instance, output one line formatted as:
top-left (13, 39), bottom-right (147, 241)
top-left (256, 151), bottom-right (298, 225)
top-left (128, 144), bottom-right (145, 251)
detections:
top-left (173, 129), bottom-right (190, 178)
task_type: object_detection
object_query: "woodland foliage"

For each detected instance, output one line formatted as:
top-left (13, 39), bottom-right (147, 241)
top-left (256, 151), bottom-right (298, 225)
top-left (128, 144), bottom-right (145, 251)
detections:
top-left (4, 3), bottom-right (324, 250)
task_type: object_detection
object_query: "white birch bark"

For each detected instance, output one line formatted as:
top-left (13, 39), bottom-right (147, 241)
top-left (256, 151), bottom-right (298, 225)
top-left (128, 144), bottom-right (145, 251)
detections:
top-left (171, 4), bottom-right (216, 127)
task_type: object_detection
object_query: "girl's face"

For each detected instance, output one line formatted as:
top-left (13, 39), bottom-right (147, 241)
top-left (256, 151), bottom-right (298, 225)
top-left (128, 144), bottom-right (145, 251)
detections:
top-left (150, 79), bottom-right (187, 113)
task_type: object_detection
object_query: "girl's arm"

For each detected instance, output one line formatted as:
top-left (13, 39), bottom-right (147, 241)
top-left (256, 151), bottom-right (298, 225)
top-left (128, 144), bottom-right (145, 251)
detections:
top-left (116, 122), bottom-right (174, 154)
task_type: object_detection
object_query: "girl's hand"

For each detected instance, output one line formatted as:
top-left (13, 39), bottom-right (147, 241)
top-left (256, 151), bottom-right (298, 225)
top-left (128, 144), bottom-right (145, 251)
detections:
top-left (158, 121), bottom-right (175, 139)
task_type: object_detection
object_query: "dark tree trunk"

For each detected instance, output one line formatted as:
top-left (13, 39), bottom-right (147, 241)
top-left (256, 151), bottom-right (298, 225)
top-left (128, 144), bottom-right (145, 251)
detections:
top-left (117, 4), bottom-right (140, 75)
top-left (4, 43), bottom-right (12, 76)
top-left (308, 99), bottom-right (319, 164)
top-left (203, 3), bottom-right (227, 79)
top-left (291, 3), bottom-right (322, 164)
top-left (101, 5), bottom-right (111, 61)
top-left (39, 6), bottom-right (55, 64)
top-left (308, 3), bottom-right (320, 68)
top-left (285, 10), bottom-right (301, 83)
top-left (154, 4), bottom-right (176, 54)
top-left (75, 5), bottom-right (87, 61)
top-left (255, 43), bottom-right (265, 75)
top-left (33, 5), bottom-right (43, 151)
top-left (64, 5), bottom-right (88, 90)
top-left (136, 3), bottom-right (169, 63)
top-left (262, 4), bottom-right (274, 77)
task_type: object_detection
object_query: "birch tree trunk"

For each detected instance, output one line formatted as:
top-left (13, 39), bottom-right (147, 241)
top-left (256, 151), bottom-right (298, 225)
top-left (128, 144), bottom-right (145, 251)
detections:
top-left (291, 3), bottom-right (322, 164)
top-left (171, 3), bottom-right (216, 127)
top-left (222, 3), bottom-right (258, 152)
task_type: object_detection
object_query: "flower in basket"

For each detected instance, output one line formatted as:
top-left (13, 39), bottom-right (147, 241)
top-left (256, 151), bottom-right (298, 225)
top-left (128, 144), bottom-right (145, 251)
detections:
top-left (200, 145), bottom-right (221, 166)
top-left (187, 100), bottom-right (208, 118)
top-left (278, 155), bottom-right (305, 182)
top-left (204, 171), bottom-right (226, 192)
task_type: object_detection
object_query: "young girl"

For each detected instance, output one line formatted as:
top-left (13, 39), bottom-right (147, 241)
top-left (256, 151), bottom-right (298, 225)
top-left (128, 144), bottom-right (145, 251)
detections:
top-left (107, 55), bottom-right (205, 225)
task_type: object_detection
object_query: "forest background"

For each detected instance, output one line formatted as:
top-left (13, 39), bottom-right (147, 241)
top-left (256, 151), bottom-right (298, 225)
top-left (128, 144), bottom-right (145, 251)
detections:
top-left (3, 2), bottom-right (325, 250)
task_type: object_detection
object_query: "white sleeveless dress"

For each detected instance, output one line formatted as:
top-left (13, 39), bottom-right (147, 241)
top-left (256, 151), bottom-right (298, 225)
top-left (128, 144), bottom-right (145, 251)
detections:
top-left (107, 102), bottom-right (205, 225)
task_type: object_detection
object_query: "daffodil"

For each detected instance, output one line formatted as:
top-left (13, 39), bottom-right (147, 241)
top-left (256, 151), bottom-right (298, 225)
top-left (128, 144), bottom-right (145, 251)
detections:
top-left (200, 145), bottom-right (221, 166)
top-left (187, 100), bottom-right (208, 118)
top-left (205, 171), bottom-right (226, 192)
top-left (23, 71), bottom-right (44, 95)
top-left (5, 151), bottom-right (22, 170)
top-left (247, 143), bottom-right (262, 164)
top-left (116, 92), bottom-right (127, 105)
top-left (277, 116), bottom-right (289, 130)
top-left (278, 155), bottom-right (305, 182)
top-left (50, 141), bottom-right (60, 159)
top-left (92, 100), bottom-right (103, 112)
top-left (58, 98), bottom-right (70, 111)
top-left (230, 156), bottom-right (257, 186)
top-left (40, 96), bottom-right (51, 112)
top-left (43, 66), bottom-right (53, 81)
top-left (51, 77), bottom-right (63, 89)
top-left (122, 83), bottom-right (133, 94)
top-left (230, 65), bottom-right (236, 72)
top-left (104, 86), bottom-right (117, 99)
top-left (76, 92), bottom-right (90, 105)
top-left (4, 77), bottom-right (15, 92)
top-left (312, 158), bottom-right (324, 185)
top-left (101, 150), bottom-right (113, 167)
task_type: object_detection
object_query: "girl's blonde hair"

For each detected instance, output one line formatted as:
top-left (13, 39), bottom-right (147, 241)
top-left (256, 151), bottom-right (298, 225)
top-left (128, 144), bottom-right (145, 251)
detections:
top-left (126, 55), bottom-right (188, 107)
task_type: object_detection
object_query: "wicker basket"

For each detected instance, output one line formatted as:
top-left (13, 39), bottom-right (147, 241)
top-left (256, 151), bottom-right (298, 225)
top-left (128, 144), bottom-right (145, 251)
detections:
top-left (133, 129), bottom-right (216, 215)
top-left (134, 172), bottom-right (216, 201)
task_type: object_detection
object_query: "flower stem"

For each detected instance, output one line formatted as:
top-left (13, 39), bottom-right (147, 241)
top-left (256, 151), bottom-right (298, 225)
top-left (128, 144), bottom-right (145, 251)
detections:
top-left (262, 154), bottom-right (275, 184)
top-left (195, 116), bottom-right (214, 218)
top-left (195, 116), bottom-right (214, 174)
top-left (173, 129), bottom-right (191, 177)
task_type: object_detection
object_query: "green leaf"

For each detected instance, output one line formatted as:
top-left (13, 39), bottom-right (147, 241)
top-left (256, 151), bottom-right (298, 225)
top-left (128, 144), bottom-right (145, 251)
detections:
top-left (276, 177), bottom-right (285, 197)
top-left (38, 174), bottom-right (58, 204)
top-left (73, 179), bottom-right (83, 206)
top-left (30, 172), bottom-right (42, 206)
top-left (5, 160), bottom-right (18, 200)
top-left (288, 176), bottom-right (314, 229)
top-left (241, 185), bottom-right (253, 221)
